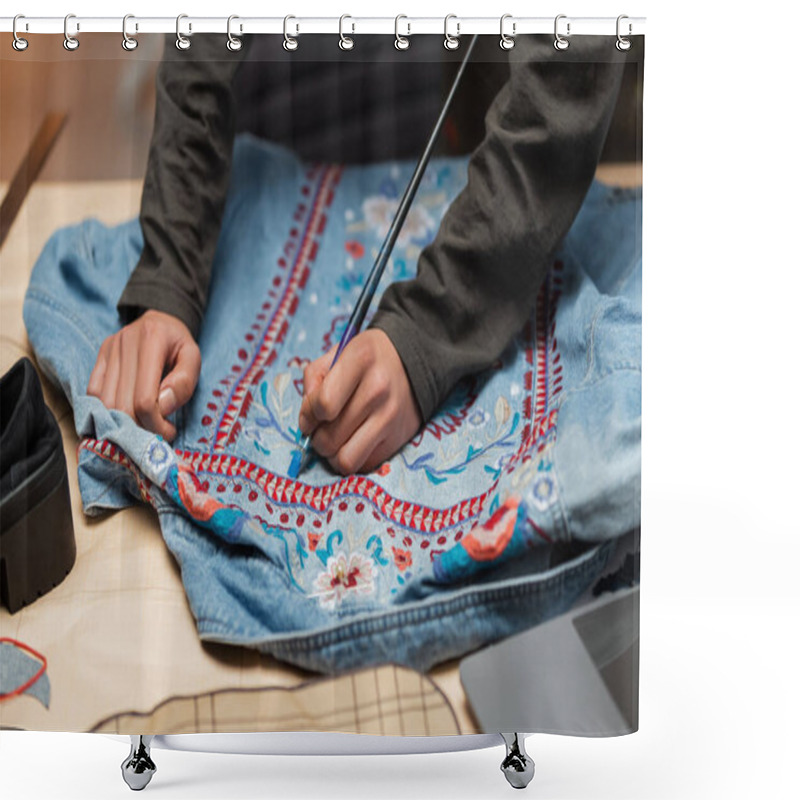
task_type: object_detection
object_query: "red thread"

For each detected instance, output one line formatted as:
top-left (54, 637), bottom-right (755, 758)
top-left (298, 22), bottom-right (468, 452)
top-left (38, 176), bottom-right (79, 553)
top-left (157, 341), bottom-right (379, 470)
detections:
top-left (209, 168), bottom-right (341, 452)
top-left (0, 638), bottom-right (47, 703)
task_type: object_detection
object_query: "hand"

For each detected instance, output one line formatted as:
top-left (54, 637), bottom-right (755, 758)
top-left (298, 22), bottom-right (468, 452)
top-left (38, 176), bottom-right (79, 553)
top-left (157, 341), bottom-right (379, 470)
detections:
top-left (87, 309), bottom-right (201, 441)
top-left (298, 329), bottom-right (422, 475)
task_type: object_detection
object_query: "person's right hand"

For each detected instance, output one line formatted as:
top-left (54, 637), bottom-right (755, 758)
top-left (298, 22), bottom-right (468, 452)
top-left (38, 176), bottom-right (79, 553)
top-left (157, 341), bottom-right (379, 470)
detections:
top-left (87, 309), bottom-right (201, 441)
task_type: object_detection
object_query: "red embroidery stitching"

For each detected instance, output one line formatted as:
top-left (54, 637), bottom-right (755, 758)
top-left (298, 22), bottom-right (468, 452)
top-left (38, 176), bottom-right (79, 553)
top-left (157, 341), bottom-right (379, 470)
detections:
top-left (77, 259), bottom-right (564, 547)
top-left (204, 165), bottom-right (343, 452)
top-left (77, 439), bottom-right (153, 503)
top-left (519, 260), bottom-right (563, 463)
top-left (148, 447), bottom-right (497, 535)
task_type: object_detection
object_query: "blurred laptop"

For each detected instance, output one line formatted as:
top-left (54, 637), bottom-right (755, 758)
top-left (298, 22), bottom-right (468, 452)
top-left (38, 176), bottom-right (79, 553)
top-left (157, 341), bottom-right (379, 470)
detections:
top-left (460, 539), bottom-right (639, 736)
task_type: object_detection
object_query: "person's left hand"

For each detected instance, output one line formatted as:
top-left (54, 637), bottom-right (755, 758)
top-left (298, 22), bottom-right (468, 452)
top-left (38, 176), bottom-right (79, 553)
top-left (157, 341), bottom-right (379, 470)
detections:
top-left (298, 329), bottom-right (422, 475)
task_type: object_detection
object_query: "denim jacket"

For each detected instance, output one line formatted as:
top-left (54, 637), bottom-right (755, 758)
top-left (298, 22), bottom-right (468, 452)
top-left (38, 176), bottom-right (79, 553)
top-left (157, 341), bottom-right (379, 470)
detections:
top-left (23, 136), bottom-right (641, 674)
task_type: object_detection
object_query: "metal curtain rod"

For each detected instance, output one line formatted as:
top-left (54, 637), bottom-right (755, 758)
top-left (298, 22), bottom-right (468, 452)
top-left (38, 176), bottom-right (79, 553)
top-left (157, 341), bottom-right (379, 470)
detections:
top-left (1, 15), bottom-right (646, 37)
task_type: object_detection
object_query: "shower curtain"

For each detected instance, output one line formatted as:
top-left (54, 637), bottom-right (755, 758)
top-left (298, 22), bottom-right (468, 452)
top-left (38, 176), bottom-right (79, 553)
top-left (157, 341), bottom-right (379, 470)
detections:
top-left (1, 24), bottom-right (642, 740)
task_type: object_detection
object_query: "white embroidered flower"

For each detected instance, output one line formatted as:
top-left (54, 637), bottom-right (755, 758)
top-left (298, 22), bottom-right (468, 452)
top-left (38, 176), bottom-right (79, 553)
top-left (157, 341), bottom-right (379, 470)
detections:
top-left (144, 437), bottom-right (174, 482)
top-left (528, 474), bottom-right (557, 512)
top-left (148, 440), bottom-right (168, 465)
top-left (363, 196), bottom-right (435, 247)
top-left (311, 552), bottom-right (375, 610)
top-left (468, 409), bottom-right (489, 428)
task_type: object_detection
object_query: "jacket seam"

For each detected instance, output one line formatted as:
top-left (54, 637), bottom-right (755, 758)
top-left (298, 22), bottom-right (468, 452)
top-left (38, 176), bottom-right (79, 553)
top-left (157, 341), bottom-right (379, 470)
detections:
top-left (196, 540), bottom-right (612, 650)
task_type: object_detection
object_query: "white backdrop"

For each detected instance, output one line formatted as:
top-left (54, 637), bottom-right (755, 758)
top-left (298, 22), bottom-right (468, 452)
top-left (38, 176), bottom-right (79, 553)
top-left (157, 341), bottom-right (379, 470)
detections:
top-left (2, 1), bottom-right (798, 798)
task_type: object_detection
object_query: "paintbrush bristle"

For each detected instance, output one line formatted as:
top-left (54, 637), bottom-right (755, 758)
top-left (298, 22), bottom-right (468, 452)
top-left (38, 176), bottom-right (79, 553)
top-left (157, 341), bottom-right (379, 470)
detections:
top-left (288, 449), bottom-right (303, 480)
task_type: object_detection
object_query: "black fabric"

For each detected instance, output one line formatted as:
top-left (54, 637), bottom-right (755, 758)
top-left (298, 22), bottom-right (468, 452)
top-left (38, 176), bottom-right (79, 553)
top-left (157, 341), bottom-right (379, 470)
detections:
top-left (233, 35), bottom-right (454, 163)
top-left (117, 34), bottom-right (247, 338)
top-left (117, 34), bottom-right (631, 420)
top-left (0, 358), bottom-right (61, 499)
top-left (369, 36), bottom-right (627, 419)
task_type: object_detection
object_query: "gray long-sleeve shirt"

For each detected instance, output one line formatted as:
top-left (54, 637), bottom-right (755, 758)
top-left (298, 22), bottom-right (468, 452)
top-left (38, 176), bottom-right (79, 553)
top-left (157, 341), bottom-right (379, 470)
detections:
top-left (118, 34), bottom-right (629, 422)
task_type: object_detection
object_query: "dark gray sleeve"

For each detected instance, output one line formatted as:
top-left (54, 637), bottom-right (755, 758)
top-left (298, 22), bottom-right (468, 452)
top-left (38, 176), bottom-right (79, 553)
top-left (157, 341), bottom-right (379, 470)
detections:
top-left (369, 35), bottom-right (628, 422)
top-left (116, 34), bottom-right (250, 339)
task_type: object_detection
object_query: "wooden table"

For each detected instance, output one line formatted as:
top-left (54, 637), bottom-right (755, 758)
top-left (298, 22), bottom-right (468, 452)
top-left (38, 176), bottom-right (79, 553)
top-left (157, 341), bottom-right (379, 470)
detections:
top-left (0, 164), bottom-right (640, 734)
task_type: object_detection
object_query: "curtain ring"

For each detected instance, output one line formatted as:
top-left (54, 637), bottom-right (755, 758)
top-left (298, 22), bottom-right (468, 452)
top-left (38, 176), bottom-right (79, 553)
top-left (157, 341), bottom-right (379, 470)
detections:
top-left (444, 14), bottom-right (460, 51)
top-left (122, 14), bottom-right (138, 51)
top-left (394, 15), bottom-right (410, 51)
top-left (554, 14), bottom-right (570, 51)
top-left (12, 15), bottom-right (29, 51)
top-left (63, 13), bottom-right (79, 51)
top-left (227, 15), bottom-right (242, 51)
top-left (616, 14), bottom-right (632, 51)
top-left (176, 14), bottom-right (191, 50)
top-left (499, 14), bottom-right (515, 50)
top-left (283, 15), bottom-right (298, 51)
top-left (339, 15), bottom-right (354, 50)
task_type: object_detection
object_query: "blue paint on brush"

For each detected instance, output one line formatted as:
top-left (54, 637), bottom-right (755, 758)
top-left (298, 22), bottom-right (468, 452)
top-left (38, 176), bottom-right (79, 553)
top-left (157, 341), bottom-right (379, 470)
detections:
top-left (288, 448), bottom-right (303, 480)
top-left (289, 433), bottom-right (312, 479)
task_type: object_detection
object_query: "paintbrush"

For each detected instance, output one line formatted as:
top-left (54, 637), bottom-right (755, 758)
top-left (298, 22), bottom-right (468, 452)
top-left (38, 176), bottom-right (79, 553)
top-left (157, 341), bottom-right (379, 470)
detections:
top-left (289, 35), bottom-right (478, 479)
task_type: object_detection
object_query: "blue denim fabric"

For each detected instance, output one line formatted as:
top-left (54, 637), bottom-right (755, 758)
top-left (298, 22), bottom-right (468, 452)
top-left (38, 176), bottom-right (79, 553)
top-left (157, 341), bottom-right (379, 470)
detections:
top-left (23, 136), bottom-right (640, 674)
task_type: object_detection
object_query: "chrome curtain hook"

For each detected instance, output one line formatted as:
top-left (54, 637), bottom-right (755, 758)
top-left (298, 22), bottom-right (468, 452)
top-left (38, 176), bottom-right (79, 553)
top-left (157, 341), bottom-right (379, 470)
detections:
top-left (616, 14), bottom-right (632, 51)
top-left (283, 15), bottom-right (298, 51)
top-left (500, 14), bottom-right (516, 50)
top-left (122, 14), bottom-right (138, 51)
top-left (394, 14), bottom-right (410, 50)
top-left (12, 14), bottom-right (29, 51)
top-left (63, 13), bottom-right (79, 51)
top-left (554, 14), bottom-right (570, 51)
top-left (444, 14), bottom-right (460, 51)
top-left (176, 13), bottom-right (191, 50)
top-left (227, 15), bottom-right (242, 51)
top-left (339, 14), bottom-right (354, 50)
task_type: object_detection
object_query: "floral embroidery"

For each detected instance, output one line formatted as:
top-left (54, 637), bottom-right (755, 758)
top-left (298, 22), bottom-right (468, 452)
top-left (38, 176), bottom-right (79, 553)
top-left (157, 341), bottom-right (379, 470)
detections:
top-left (148, 439), bottom-right (168, 465)
top-left (468, 409), bottom-right (489, 428)
top-left (362, 196), bottom-right (435, 248)
top-left (529, 473), bottom-right (557, 511)
top-left (460, 497), bottom-right (520, 562)
top-left (311, 552), bottom-right (375, 610)
top-left (82, 159), bottom-right (566, 611)
top-left (392, 547), bottom-right (412, 571)
top-left (174, 464), bottom-right (225, 523)
top-left (345, 240), bottom-right (365, 259)
top-left (143, 437), bottom-right (175, 483)
top-left (199, 166), bottom-right (341, 452)
top-left (240, 378), bottom-right (300, 458)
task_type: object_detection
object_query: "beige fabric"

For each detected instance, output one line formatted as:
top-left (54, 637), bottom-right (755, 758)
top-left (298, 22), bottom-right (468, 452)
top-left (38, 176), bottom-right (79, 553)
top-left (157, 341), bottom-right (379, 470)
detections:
top-left (90, 664), bottom-right (461, 736)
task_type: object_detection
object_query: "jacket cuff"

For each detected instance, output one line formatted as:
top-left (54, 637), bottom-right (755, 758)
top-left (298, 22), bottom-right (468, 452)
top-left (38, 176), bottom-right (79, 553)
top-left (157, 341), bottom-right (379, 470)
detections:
top-left (369, 309), bottom-right (439, 423)
top-left (117, 277), bottom-right (203, 340)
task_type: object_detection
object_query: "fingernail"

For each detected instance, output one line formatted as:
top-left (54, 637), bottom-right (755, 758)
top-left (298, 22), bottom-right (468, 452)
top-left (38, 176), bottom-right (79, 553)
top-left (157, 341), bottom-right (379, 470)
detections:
top-left (159, 387), bottom-right (177, 416)
top-left (298, 412), bottom-right (308, 435)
